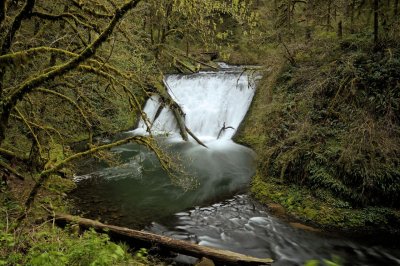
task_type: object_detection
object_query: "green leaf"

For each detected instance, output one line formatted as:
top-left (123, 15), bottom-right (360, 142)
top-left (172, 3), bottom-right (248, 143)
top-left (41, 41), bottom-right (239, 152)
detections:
top-left (304, 260), bottom-right (320, 266)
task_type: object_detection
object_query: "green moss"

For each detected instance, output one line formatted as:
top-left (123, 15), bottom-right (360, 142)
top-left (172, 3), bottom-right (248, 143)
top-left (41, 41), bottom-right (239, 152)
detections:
top-left (241, 39), bottom-right (400, 231)
top-left (251, 173), bottom-right (400, 231)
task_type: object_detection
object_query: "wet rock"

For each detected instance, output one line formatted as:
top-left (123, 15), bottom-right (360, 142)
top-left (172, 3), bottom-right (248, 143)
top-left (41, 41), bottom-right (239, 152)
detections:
top-left (195, 257), bottom-right (215, 266)
top-left (268, 203), bottom-right (286, 217)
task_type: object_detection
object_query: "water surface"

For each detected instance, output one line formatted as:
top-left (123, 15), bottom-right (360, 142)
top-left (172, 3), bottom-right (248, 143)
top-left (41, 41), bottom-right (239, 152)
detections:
top-left (71, 66), bottom-right (400, 265)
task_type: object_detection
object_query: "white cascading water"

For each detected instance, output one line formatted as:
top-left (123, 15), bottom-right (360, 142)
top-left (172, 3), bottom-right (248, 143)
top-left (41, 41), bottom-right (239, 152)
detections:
top-left (73, 65), bottom-right (400, 266)
top-left (74, 65), bottom-right (259, 226)
top-left (136, 67), bottom-right (257, 142)
top-left (129, 65), bottom-right (259, 201)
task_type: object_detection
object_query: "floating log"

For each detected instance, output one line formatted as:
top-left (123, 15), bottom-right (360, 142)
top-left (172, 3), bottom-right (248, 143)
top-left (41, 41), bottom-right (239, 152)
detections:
top-left (54, 213), bottom-right (273, 265)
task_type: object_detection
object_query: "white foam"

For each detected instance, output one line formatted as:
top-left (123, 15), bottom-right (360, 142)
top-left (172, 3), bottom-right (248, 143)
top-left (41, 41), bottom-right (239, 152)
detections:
top-left (137, 70), bottom-right (257, 142)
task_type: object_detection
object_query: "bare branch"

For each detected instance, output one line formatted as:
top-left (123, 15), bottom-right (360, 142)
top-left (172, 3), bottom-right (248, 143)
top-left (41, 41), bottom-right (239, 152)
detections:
top-left (0, 0), bottom-right (142, 144)
top-left (5, 0), bottom-right (141, 103)
top-left (0, 160), bottom-right (25, 180)
top-left (36, 88), bottom-right (93, 144)
top-left (29, 10), bottom-right (98, 32)
top-left (1, 0), bottom-right (36, 55)
top-left (0, 147), bottom-right (29, 165)
top-left (15, 107), bottom-right (43, 158)
top-left (70, 0), bottom-right (114, 19)
top-left (16, 135), bottom-right (152, 226)
top-left (11, 113), bottom-right (63, 142)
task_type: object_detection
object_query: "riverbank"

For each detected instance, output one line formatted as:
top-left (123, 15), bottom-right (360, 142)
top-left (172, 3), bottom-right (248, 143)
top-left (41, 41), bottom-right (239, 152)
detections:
top-left (236, 36), bottom-right (400, 235)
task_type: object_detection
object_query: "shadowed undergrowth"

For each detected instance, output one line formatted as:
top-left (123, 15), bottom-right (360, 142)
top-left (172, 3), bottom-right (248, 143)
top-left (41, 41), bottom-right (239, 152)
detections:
top-left (238, 36), bottom-right (400, 230)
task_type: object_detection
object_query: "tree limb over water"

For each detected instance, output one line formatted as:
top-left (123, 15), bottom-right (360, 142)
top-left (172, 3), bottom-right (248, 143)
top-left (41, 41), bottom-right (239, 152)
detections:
top-left (54, 213), bottom-right (274, 266)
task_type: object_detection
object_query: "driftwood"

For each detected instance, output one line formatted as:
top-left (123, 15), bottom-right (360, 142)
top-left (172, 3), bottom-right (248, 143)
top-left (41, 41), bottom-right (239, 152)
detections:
top-left (217, 122), bottom-right (235, 140)
top-left (54, 213), bottom-right (273, 265)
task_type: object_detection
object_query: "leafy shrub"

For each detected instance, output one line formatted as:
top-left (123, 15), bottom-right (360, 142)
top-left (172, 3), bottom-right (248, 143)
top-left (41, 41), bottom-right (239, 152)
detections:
top-left (0, 225), bottom-right (146, 266)
top-left (247, 39), bottom-right (400, 207)
top-left (27, 229), bottom-right (127, 266)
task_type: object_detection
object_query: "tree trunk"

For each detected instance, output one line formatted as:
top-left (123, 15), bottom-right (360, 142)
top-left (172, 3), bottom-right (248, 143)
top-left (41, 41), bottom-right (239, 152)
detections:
top-left (186, 39), bottom-right (189, 57)
top-left (350, 0), bottom-right (356, 33)
top-left (395, 0), bottom-right (399, 17)
top-left (338, 21), bottom-right (343, 39)
top-left (54, 213), bottom-right (274, 266)
top-left (0, 0), bottom-right (6, 26)
top-left (172, 108), bottom-right (189, 141)
top-left (0, 106), bottom-right (11, 145)
top-left (287, 0), bottom-right (292, 32)
top-left (374, 0), bottom-right (379, 45)
top-left (327, 0), bottom-right (331, 30)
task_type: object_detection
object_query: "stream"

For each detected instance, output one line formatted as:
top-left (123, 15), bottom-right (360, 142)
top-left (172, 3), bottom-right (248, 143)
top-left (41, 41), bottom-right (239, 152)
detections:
top-left (71, 65), bottom-right (400, 265)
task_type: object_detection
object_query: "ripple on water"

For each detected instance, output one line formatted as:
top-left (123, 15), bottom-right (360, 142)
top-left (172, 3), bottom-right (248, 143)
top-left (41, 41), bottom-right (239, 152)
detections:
top-left (147, 195), bottom-right (400, 266)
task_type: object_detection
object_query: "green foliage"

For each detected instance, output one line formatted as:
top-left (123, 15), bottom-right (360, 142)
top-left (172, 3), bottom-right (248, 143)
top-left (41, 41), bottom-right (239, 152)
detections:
top-left (240, 32), bottom-right (400, 229)
top-left (45, 175), bottom-right (76, 195)
top-left (0, 179), bottom-right (154, 266)
top-left (134, 248), bottom-right (149, 263)
top-left (27, 229), bottom-right (127, 266)
top-left (143, 0), bottom-right (257, 69)
top-left (304, 260), bottom-right (320, 266)
top-left (304, 255), bottom-right (343, 266)
top-left (251, 173), bottom-right (400, 231)
top-left (0, 224), bottom-right (144, 266)
top-left (246, 39), bottom-right (400, 207)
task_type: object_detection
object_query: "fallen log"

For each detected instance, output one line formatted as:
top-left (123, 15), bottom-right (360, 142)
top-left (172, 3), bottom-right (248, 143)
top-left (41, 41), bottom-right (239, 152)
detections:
top-left (155, 81), bottom-right (189, 141)
top-left (172, 107), bottom-right (189, 141)
top-left (157, 80), bottom-right (207, 147)
top-left (54, 213), bottom-right (273, 265)
top-left (185, 126), bottom-right (208, 148)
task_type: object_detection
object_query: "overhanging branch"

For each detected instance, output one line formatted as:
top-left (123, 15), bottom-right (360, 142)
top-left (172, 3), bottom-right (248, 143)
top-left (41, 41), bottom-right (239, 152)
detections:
top-left (36, 88), bottom-right (93, 144)
top-left (1, 0), bottom-right (36, 55)
top-left (15, 107), bottom-right (43, 158)
top-left (17, 134), bottom-right (151, 225)
top-left (29, 11), bottom-right (97, 31)
top-left (3, 0), bottom-right (142, 120)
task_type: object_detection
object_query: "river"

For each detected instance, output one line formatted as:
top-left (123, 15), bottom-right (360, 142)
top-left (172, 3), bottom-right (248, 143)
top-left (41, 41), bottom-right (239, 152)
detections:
top-left (71, 65), bottom-right (400, 265)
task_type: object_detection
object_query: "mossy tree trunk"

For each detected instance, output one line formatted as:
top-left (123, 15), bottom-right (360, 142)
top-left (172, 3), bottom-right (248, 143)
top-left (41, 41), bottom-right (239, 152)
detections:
top-left (374, 0), bottom-right (380, 45)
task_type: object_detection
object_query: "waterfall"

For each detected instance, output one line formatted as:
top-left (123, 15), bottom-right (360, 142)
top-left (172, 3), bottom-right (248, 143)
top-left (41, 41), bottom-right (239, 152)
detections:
top-left (135, 66), bottom-right (257, 142)
top-left (74, 65), bottom-right (259, 227)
